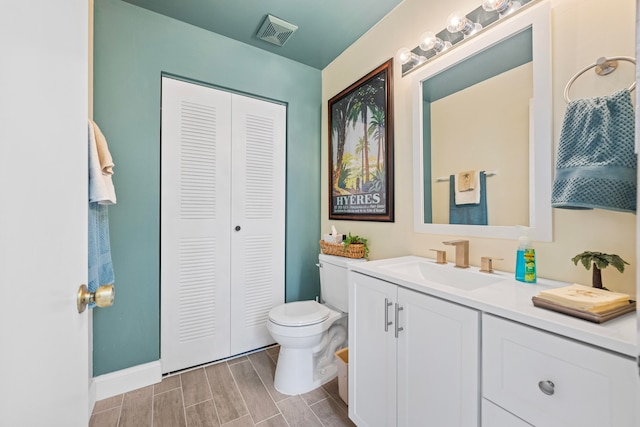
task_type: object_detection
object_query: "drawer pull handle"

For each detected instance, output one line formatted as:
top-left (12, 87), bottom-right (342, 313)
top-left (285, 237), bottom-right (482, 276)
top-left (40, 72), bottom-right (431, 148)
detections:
top-left (538, 380), bottom-right (555, 395)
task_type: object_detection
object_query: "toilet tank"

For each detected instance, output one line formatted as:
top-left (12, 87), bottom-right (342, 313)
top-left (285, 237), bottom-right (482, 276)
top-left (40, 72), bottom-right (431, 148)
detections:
top-left (318, 253), bottom-right (366, 312)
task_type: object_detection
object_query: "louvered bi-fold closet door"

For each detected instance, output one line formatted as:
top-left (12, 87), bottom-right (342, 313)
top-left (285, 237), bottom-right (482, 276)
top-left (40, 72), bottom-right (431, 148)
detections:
top-left (161, 77), bottom-right (232, 373)
top-left (229, 95), bottom-right (286, 355)
top-left (161, 77), bottom-right (285, 373)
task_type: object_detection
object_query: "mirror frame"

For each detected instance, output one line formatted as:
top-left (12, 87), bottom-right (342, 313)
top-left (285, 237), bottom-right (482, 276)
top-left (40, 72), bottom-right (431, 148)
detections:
top-left (412, 0), bottom-right (552, 241)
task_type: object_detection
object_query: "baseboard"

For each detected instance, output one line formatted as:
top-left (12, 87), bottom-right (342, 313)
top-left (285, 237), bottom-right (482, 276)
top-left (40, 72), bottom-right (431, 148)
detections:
top-left (94, 361), bottom-right (162, 401)
top-left (89, 378), bottom-right (97, 415)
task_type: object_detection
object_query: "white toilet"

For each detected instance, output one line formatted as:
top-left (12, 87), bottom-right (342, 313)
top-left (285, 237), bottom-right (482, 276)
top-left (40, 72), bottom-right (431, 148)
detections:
top-left (267, 253), bottom-right (366, 395)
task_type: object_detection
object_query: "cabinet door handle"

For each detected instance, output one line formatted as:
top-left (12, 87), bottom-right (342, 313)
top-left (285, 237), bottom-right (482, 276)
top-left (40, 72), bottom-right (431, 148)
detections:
top-left (384, 298), bottom-right (393, 332)
top-left (395, 303), bottom-right (404, 338)
top-left (538, 380), bottom-right (555, 396)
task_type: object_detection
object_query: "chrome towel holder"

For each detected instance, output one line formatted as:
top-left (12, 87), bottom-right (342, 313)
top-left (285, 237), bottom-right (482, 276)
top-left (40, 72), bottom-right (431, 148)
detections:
top-left (563, 56), bottom-right (636, 103)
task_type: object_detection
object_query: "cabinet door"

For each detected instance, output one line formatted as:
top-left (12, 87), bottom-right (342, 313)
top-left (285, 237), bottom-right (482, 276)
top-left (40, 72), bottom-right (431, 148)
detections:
top-left (348, 272), bottom-right (397, 427)
top-left (397, 288), bottom-right (480, 427)
top-left (229, 94), bottom-right (286, 355)
top-left (161, 77), bottom-right (233, 373)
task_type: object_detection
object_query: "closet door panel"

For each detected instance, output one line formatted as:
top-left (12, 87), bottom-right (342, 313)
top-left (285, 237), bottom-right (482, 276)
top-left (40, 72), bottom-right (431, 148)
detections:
top-left (161, 77), bottom-right (232, 373)
top-left (230, 95), bottom-right (286, 354)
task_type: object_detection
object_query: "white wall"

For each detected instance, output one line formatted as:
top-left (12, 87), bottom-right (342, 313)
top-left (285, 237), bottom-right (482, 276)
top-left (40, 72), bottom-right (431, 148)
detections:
top-left (322, 0), bottom-right (637, 295)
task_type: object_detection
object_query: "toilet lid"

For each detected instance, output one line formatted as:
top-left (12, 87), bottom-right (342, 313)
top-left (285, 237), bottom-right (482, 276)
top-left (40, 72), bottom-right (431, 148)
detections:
top-left (268, 301), bottom-right (331, 326)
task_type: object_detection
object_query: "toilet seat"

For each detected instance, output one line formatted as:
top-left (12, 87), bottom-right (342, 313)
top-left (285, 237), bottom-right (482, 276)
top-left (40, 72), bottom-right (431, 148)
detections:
top-left (268, 301), bottom-right (330, 326)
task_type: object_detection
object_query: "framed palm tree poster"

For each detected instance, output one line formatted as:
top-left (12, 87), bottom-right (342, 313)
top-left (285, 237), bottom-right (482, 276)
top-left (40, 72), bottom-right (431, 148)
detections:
top-left (328, 59), bottom-right (394, 221)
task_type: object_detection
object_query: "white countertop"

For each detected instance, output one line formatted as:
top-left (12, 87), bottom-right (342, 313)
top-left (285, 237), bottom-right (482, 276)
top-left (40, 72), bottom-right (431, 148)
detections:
top-left (349, 256), bottom-right (638, 358)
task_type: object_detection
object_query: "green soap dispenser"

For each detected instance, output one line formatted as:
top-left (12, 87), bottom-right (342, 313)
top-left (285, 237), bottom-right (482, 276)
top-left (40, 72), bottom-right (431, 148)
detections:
top-left (515, 226), bottom-right (536, 283)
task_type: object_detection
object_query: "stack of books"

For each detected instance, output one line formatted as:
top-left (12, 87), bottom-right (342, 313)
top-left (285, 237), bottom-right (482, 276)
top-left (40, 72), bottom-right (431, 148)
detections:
top-left (532, 284), bottom-right (635, 323)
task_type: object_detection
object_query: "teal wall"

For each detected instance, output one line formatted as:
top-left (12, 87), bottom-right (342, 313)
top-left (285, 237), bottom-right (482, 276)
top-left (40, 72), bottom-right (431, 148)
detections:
top-left (93, 0), bottom-right (322, 376)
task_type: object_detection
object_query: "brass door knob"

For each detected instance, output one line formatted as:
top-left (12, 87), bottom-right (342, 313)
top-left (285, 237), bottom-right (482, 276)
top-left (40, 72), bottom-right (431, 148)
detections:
top-left (77, 284), bottom-right (115, 313)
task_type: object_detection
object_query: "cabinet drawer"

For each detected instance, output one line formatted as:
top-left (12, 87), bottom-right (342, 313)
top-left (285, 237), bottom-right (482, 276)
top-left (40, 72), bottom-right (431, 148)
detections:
top-left (482, 399), bottom-right (532, 427)
top-left (482, 314), bottom-right (637, 427)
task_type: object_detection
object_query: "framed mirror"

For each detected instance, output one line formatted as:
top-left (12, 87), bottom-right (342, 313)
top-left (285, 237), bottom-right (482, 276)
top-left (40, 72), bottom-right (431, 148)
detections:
top-left (412, 0), bottom-right (552, 241)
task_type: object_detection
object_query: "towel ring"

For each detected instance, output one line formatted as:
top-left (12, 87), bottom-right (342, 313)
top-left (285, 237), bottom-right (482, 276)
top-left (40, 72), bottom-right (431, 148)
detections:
top-left (563, 56), bottom-right (636, 103)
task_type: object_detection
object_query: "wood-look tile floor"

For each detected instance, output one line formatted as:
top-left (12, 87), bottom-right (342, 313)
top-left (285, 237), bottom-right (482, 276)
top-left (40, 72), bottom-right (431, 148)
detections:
top-left (90, 346), bottom-right (355, 427)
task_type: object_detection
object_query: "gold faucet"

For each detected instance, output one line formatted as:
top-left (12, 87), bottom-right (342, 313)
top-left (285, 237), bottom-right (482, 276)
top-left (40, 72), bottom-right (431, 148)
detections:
top-left (442, 240), bottom-right (469, 268)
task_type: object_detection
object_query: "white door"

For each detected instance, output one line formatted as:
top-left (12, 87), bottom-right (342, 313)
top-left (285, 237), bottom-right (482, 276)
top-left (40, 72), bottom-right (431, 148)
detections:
top-left (161, 78), bottom-right (285, 372)
top-left (0, 2), bottom-right (89, 426)
top-left (161, 77), bottom-right (233, 372)
top-left (396, 288), bottom-right (480, 427)
top-left (229, 94), bottom-right (286, 355)
top-left (348, 273), bottom-right (397, 427)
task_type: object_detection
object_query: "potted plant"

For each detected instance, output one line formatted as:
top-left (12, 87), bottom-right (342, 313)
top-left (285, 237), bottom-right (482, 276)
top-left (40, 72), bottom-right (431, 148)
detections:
top-left (343, 233), bottom-right (369, 259)
top-left (571, 251), bottom-right (629, 290)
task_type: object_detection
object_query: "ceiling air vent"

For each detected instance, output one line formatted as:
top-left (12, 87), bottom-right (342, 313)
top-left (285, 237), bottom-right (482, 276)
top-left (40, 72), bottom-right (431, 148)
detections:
top-left (256, 14), bottom-right (298, 47)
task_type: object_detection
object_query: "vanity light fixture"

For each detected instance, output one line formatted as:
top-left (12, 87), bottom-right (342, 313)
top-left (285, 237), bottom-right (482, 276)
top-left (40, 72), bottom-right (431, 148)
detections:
top-left (419, 31), bottom-right (452, 53)
top-left (447, 11), bottom-right (482, 37)
top-left (395, 47), bottom-right (427, 65)
top-left (482, 0), bottom-right (522, 16)
top-left (397, 0), bottom-right (537, 77)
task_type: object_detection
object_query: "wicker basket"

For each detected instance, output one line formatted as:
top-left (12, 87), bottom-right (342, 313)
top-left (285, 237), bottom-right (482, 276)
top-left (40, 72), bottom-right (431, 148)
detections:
top-left (319, 240), bottom-right (365, 259)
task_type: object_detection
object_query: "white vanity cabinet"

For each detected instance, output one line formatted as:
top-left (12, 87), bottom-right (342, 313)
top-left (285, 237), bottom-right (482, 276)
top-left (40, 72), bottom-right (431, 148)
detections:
top-left (348, 272), bottom-right (480, 427)
top-left (347, 256), bottom-right (637, 426)
top-left (482, 314), bottom-right (637, 427)
top-left (482, 399), bottom-right (532, 426)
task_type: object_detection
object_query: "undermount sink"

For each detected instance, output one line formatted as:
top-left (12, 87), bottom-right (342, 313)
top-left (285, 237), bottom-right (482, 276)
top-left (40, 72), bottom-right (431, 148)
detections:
top-left (379, 259), bottom-right (504, 291)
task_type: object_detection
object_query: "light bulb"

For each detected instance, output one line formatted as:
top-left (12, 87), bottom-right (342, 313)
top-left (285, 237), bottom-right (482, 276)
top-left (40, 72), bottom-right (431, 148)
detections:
top-left (395, 47), bottom-right (426, 66)
top-left (482, 0), bottom-right (521, 16)
top-left (446, 11), bottom-right (465, 33)
top-left (447, 11), bottom-right (482, 37)
top-left (396, 48), bottom-right (413, 65)
top-left (418, 32), bottom-right (451, 53)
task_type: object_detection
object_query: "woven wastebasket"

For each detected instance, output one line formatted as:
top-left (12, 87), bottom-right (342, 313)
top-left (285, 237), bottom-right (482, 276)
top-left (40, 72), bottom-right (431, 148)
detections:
top-left (335, 347), bottom-right (349, 404)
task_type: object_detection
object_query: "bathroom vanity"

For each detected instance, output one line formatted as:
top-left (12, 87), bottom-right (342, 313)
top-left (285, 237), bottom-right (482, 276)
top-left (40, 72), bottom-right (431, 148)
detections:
top-left (347, 256), bottom-right (637, 427)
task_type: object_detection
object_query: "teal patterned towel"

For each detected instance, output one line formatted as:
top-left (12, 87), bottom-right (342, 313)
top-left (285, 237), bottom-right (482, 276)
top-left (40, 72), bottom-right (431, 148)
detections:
top-left (552, 89), bottom-right (636, 213)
